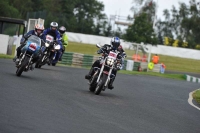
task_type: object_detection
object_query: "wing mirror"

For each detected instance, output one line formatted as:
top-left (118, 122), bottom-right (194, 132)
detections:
top-left (96, 44), bottom-right (101, 48)
top-left (23, 34), bottom-right (31, 39)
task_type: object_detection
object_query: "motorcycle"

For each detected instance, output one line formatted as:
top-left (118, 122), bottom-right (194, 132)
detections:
top-left (35, 34), bottom-right (54, 68)
top-left (48, 40), bottom-right (61, 66)
top-left (15, 35), bottom-right (41, 76)
top-left (88, 44), bottom-right (121, 95)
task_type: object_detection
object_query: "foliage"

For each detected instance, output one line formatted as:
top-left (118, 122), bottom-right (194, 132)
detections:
top-left (157, 0), bottom-right (200, 49)
top-left (0, 0), bottom-right (20, 18)
top-left (131, 0), bottom-right (200, 49)
top-left (124, 12), bottom-right (158, 45)
top-left (125, 1), bottom-right (158, 44)
top-left (0, 0), bottom-right (109, 36)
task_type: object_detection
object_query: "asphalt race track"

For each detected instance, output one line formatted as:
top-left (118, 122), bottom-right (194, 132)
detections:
top-left (0, 59), bottom-right (200, 133)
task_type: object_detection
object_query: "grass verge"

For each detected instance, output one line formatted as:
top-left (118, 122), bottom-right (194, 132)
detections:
top-left (0, 56), bottom-right (184, 80)
top-left (66, 42), bottom-right (200, 73)
top-left (193, 89), bottom-right (200, 104)
top-left (119, 70), bottom-right (185, 80)
top-left (58, 64), bottom-right (185, 80)
top-left (2, 41), bottom-right (200, 74)
top-left (0, 54), bottom-right (14, 59)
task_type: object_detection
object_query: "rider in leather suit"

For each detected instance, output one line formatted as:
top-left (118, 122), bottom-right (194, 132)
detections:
top-left (85, 37), bottom-right (126, 89)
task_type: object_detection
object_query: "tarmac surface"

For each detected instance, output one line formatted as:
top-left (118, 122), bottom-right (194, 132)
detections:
top-left (0, 59), bottom-right (200, 133)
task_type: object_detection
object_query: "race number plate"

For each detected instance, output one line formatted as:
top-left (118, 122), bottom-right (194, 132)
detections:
top-left (46, 35), bottom-right (53, 42)
top-left (108, 51), bottom-right (117, 59)
top-left (29, 43), bottom-right (37, 51)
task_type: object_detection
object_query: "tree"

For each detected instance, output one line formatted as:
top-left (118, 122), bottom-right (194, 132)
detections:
top-left (9, 0), bottom-right (34, 18)
top-left (157, 1), bottom-right (200, 49)
top-left (0, 0), bottom-right (20, 18)
top-left (124, 13), bottom-right (157, 45)
top-left (103, 22), bottom-right (112, 37)
top-left (57, 0), bottom-right (106, 34)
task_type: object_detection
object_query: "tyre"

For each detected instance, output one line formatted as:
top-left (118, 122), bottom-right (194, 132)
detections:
top-left (16, 56), bottom-right (29, 76)
top-left (52, 63), bottom-right (56, 66)
top-left (35, 62), bottom-right (40, 68)
top-left (35, 55), bottom-right (45, 68)
top-left (89, 74), bottom-right (98, 92)
top-left (94, 74), bottom-right (108, 95)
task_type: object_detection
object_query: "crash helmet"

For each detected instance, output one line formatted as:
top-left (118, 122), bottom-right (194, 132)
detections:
top-left (111, 37), bottom-right (121, 49)
top-left (50, 22), bottom-right (58, 30)
top-left (59, 26), bottom-right (66, 36)
top-left (34, 24), bottom-right (44, 35)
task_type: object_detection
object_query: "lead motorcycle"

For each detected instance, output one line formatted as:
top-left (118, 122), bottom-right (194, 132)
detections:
top-left (35, 34), bottom-right (56, 68)
top-left (15, 35), bottom-right (41, 76)
top-left (88, 44), bottom-right (122, 95)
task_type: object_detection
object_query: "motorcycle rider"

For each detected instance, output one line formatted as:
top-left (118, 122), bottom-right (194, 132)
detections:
top-left (13, 24), bottom-right (46, 69)
top-left (85, 37), bottom-right (126, 89)
top-left (58, 26), bottom-right (68, 61)
top-left (43, 22), bottom-right (62, 64)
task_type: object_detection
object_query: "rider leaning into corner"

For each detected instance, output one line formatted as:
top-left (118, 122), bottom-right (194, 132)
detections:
top-left (58, 26), bottom-right (68, 61)
top-left (13, 24), bottom-right (46, 70)
top-left (43, 22), bottom-right (62, 64)
top-left (85, 37), bottom-right (127, 89)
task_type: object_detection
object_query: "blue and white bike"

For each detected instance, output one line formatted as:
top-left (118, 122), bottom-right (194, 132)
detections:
top-left (16, 35), bottom-right (41, 76)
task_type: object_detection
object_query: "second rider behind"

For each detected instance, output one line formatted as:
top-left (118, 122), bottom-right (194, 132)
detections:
top-left (85, 37), bottom-right (126, 89)
top-left (43, 22), bottom-right (62, 65)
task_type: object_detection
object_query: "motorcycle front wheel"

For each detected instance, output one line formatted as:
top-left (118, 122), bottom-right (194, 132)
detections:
top-left (89, 74), bottom-right (98, 92)
top-left (94, 74), bottom-right (108, 95)
top-left (16, 56), bottom-right (29, 76)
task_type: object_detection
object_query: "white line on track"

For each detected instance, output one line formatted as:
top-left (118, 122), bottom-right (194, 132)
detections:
top-left (188, 89), bottom-right (200, 111)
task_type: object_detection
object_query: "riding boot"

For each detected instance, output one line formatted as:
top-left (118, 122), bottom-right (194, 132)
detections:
top-left (85, 67), bottom-right (94, 79)
top-left (108, 77), bottom-right (115, 89)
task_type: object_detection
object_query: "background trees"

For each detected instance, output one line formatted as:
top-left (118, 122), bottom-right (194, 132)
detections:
top-left (123, 0), bottom-right (157, 44)
top-left (1, 0), bottom-right (200, 49)
top-left (0, 0), bottom-right (108, 36)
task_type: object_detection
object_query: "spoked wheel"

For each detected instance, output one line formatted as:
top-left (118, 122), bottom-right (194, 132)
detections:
top-left (89, 74), bottom-right (98, 92)
top-left (35, 62), bottom-right (40, 68)
top-left (94, 74), bottom-right (108, 95)
top-left (16, 56), bottom-right (29, 76)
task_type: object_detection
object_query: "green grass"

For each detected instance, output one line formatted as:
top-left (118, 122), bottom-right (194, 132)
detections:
top-left (1, 41), bottom-right (200, 74)
top-left (0, 54), bottom-right (14, 59)
top-left (0, 45), bottom-right (16, 59)
top-left (193, 90), bottom-right (200, 104)
top-left (57, 63), bottom-right (185, 80)
top-left (118, 70), bottom-right (185, 80)
top-left (66, 42), bottom-right (200, 73)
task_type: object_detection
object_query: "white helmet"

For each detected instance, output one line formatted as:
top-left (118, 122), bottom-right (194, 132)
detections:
top-left (50, 22), bottom-right (58, 30)
top-left (59, 26), bottom-right (66, 35)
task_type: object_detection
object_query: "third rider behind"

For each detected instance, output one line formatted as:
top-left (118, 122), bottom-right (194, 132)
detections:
top-left (58, 26), bottom-right (68, 61)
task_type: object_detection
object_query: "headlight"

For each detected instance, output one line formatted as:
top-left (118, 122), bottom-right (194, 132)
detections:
top-left (45, 43), bottom-right (49, 47)
top-left (55, 45), bottom-right (61, 50)
top-left (106, 58), bottom-right (114, 66)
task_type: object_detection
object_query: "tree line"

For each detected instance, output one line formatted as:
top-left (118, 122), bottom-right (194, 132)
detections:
top-left (1, 0), bottom-right (200, 49)
top-left (129, 0), bottom-right (200, 49)
top-left (0, 0), bottom-right (117, 37)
